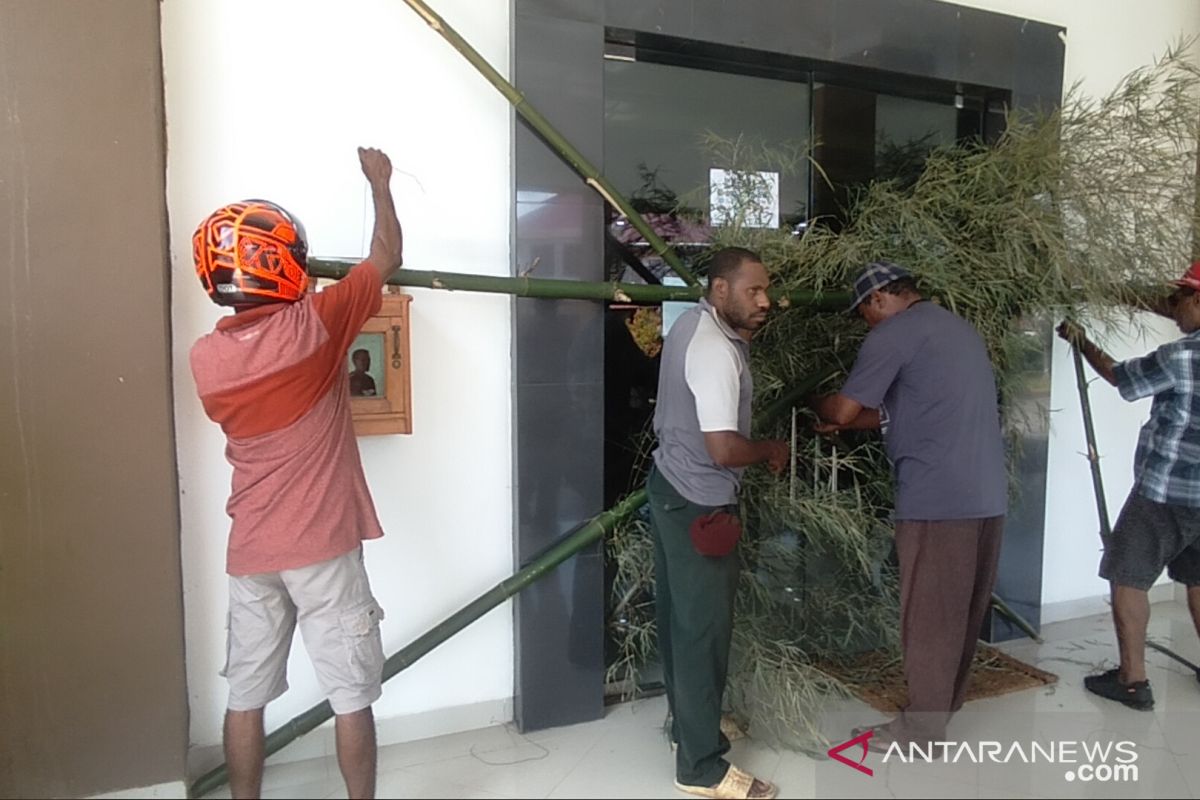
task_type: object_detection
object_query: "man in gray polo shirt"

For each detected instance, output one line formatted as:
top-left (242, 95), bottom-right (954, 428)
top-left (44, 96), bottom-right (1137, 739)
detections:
top-left (814, 260), bottom-right (1007, 747)
top-left (650, 246), bottom-right (788, 800)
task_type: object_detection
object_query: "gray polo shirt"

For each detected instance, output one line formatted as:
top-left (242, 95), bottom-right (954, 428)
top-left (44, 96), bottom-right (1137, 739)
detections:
top-left (652, 298), bottom-right (753, 506)
top-left (841, 300), bottom-right (1007, 520)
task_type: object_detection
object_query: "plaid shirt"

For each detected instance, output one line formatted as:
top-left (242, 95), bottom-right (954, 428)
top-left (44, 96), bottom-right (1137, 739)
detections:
top-left (1114, 330), bottom-right (1200, 507)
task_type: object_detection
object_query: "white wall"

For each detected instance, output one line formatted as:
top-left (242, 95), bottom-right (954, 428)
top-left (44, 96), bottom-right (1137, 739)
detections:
top-left (158, 1), bottom-right (1199, 761)
top-left (951, 0), bottom-right (1200, 610)
top-left (161, 0), bottom-right (514, 756)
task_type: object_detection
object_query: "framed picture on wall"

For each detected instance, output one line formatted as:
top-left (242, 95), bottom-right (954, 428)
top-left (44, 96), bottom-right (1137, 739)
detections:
top-left (348, 292), bottom-right (412, 435)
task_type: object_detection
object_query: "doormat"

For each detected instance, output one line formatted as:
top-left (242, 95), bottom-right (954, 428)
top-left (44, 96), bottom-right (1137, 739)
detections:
top-left (824, 645), bottom-right (1058, 713)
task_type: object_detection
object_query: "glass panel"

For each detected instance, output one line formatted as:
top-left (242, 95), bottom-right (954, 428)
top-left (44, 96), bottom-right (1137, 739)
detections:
top-left (604, 58), bottom-right (811, 279)
top-left (875, 93), bottom-right (959, 186)
top-left (812, 83), bottom-right (966, 223)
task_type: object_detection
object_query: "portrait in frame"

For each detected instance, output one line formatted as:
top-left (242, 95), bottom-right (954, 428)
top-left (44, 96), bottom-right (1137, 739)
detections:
top-left (348, 292), bottom-right (412, 435)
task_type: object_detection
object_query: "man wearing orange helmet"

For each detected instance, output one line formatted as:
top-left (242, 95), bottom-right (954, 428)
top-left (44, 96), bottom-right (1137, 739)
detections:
top-left (190, 147), bottom-right (403, 799)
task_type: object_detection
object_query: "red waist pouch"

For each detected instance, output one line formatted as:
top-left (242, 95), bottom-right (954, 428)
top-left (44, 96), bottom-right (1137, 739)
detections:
top-left (689, 510), bottom-right (743, 557)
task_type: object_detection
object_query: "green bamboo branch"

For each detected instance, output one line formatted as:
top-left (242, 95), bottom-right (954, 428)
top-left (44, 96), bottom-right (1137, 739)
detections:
top-left (399, 0), bottom-right (699, 287)
top-left (758, 363), bottom-right (845, 427)
top-left (989, 592), bottom-right (1042, 643)
top-left (1069, 339), bottom-right (1113, 543)
top-left (307, 258), bottom-right (851, 310)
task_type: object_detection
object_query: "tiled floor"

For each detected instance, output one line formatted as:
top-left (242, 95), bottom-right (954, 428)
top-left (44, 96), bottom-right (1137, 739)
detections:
top-left (200, 600), bottom-right (1200, 799)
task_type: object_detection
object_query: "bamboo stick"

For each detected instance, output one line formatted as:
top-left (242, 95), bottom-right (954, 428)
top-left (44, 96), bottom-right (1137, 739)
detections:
top-left (758, 363), bottom-right (844, 425)
top-left (1070, 341), bottom-right (1113, 543)
top-left (789, 407), bottom-right (797, 501)
top-left (307, 258), bottom-right (851, 309)
top-left (989, 593), bottom-right (1042, 643)
top-left (398, 0), bottom-right (699, 287)
top-left (188, 489), bottom-right (649, 799)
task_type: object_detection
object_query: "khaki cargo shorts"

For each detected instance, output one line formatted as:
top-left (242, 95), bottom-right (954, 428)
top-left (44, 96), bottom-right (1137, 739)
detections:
top-left (222, 546), bottom-right (385, 715)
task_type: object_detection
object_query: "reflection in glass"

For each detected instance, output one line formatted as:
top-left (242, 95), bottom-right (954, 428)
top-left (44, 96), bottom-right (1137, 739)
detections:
top-left (604, 58), bottom-right (810, 280)
top-left (348, 333), bottom-right (386, 399)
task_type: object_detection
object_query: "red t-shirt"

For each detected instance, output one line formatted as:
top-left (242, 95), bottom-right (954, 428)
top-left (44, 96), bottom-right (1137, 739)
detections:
top-left (190, 262), bottom-right (386, 576)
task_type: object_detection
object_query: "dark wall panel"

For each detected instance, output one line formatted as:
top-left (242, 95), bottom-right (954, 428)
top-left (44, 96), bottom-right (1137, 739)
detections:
top-left (0, 1), bottom-right (187, 796)
top-left (512, 0), bottom-right (1064, 729)
top-left (512, 10), bottom-right (608, 731)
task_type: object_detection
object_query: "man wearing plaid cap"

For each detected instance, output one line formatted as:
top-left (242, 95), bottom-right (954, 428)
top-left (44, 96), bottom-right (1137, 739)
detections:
top-left (813, 260), bottom-right (1008, 748)
top-left (1059, 261), bottom-right (1200, 712)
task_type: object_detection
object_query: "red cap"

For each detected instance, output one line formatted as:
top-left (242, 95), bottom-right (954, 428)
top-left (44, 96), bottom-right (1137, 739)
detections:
top-left (1173, 261), bottom-right (1200, 291)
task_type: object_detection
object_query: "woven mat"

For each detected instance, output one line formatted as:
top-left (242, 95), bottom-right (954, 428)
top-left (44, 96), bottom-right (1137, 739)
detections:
top-left (825, 644), bottom-right (1058, 714)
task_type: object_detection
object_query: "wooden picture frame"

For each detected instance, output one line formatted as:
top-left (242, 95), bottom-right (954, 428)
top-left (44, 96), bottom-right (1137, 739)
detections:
top-left (348, 292), bottom-right (413, 435)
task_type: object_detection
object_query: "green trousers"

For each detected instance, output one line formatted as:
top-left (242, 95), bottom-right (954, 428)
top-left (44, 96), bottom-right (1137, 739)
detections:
top-left (647, 467), bottom-right (739, 787)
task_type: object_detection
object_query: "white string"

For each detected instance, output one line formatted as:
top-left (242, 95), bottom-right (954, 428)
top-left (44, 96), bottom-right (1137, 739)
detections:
top-left (361, 168), bottom-right (427, 257)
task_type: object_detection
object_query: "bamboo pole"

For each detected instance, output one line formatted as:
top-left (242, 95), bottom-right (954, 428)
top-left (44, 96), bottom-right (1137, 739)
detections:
top-left (307, 258), bottom-right (851, 310)
top-left (1070, 341), bottom-right (1113, 543)
top-left (989, 593), bottom-right (1042, 643)
top-left (398, 0), bottom-right (699, 287)
top-left (189, 489), bottom-right (648, 799)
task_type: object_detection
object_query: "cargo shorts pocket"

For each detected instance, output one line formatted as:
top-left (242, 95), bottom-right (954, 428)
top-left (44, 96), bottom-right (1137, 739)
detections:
top-left (339, 600), bottom-right (386, 684)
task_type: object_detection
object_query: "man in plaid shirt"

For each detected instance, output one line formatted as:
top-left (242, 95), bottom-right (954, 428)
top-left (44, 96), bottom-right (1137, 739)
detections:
top-left (1060, 261), bottom-right (1200, 711)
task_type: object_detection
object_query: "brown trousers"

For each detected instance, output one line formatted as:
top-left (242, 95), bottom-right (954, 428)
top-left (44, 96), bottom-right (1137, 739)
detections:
top-left (894, 516), bottom-right (1005, 737)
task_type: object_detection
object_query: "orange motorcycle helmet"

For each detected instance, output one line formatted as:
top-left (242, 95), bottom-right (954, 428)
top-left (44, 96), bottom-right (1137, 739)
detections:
top-left (193, 199), bottom-right (310, 306)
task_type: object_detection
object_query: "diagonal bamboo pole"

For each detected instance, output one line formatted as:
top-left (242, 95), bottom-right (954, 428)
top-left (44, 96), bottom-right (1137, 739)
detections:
top-left (398, 0), bottom-right (700, 287)
top-left (189, 490), bottom-right (648, 799)
top-left (990, 592), bottom-right (1042, 643)
top-left (1070, 342), bottom-right (1113, 544)
top-left (307, 258), bottom-right (852, 310)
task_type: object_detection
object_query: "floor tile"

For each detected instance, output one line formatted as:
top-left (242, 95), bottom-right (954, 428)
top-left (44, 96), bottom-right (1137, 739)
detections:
top-left (375, 724), bottom-right (539, 773)
top-left (202, 600), bottom-right (1200, 800)
top-left (770, 752), bottom-right (817, 799)
top-left (401, 723), bottom-right (597, 798)
top-left (374, 768), bottom-right (516, 799)
top-left (545, 711), bottom-right (677, 798)
top-left (259, 756), bottom-right (332, 792)
top-left (260, 776), bottom-right (340, 799)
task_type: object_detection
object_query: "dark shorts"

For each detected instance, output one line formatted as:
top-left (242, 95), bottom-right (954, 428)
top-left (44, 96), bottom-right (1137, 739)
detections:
top-left (1100, 491), bottom-right (1200, 590)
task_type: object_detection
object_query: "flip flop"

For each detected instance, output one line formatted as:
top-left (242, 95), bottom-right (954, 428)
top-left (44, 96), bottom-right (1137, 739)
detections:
top-left (674, 765), bottom-right (778, 799)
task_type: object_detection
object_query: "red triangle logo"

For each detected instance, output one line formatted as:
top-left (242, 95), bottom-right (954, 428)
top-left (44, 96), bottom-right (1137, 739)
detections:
top-left (827, 730), bottom-right (874, 776)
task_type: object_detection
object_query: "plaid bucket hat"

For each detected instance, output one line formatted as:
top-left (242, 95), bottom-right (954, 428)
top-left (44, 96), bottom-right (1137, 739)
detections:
top-left (848, 260), bottom-right (913, 311)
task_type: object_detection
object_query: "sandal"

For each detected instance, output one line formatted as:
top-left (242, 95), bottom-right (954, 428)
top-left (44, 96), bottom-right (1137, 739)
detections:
top-left (674, 765), bottom-right (777, 799)
top-left (1084, 668), bottom-right (1154, 711)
